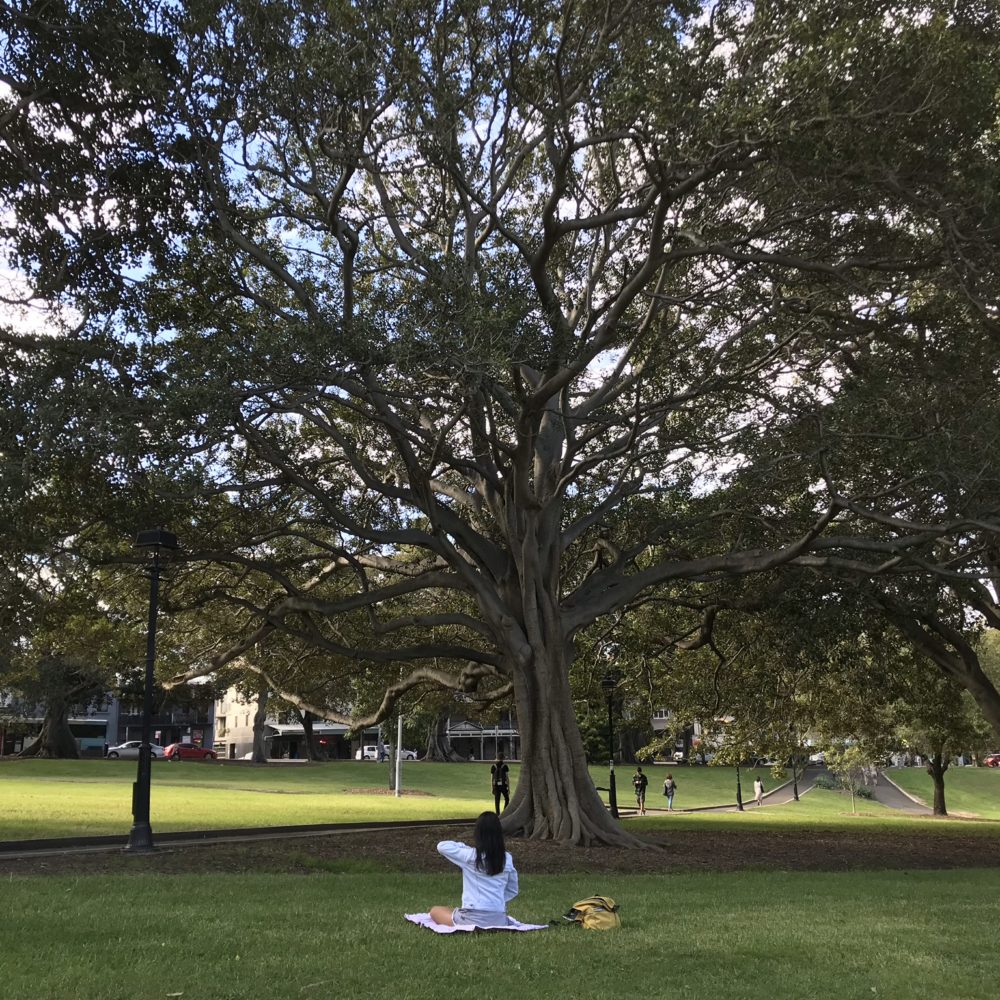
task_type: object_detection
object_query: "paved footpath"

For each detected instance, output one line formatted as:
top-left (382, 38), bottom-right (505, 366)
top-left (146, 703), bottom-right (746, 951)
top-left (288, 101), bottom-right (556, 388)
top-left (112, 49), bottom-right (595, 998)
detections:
top-left (872, 771), bottom-right (933, 815)
top-left (623, 767), bottom-right (934, 816)
top-left (622, 767), bottom-right (823, 815)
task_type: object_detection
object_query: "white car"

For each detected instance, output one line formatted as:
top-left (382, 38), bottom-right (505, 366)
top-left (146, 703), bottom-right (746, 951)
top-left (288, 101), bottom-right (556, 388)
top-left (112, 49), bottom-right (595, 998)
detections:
top-left (355, 745), bottom-right (419, 760)
top-left (106, 741), bottom-right (165, 760)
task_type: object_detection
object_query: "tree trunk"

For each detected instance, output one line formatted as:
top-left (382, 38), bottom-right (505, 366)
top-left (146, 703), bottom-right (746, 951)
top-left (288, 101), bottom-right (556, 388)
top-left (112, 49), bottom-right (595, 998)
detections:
top-left (424, 714), bottom-right (462, 761)
top-left (619, 727), bottom-right (649, 764)
top-left (501, 650), bottom-right (641, 846)
top-left (296, 708), bottom-right (323, 761)
top-left (251, 686), bottom-right (270, 763)
top-left (926, 752), bottom-right (949, 816)
top-left (18, 701), bottom-right (79, 758)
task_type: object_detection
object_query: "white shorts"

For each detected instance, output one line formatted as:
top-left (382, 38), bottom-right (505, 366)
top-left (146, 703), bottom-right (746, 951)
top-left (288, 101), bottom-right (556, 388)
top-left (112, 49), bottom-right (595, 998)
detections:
top-left (452, 908), bottom-right (510, 929)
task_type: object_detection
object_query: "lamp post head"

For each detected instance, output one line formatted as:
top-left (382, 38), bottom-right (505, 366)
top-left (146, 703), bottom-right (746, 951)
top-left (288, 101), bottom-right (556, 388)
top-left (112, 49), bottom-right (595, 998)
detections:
top-left (135, 528), bottom-right (179, 551)
top-left (600, 672), bottom-right (618, 697)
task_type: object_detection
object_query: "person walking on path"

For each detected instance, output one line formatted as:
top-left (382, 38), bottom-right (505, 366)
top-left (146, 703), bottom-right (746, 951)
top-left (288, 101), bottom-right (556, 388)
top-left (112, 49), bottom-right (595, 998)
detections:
top-left (632, 766), bottom-right (648, 815)
top-left (491, 751), bottom-right (510, 814)
top-left (753, 776), bottom-right (765, 806)
top-left (663, 773), bottom-right (677, 811)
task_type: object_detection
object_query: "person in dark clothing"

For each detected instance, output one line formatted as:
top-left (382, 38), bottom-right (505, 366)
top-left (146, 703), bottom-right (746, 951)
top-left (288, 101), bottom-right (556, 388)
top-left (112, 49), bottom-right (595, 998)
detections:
top-left (491, 751), bottom-right (510, 814)
top-left (632, 766), bottom-right (649, 815)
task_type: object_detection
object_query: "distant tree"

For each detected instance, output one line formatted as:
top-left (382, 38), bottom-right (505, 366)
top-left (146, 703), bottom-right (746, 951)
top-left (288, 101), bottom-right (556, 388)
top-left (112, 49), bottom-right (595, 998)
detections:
top-left (825, 744), bottom-right (883, 815)
top-left (892, 665), bottom-right (992, 816)
top-left (3, 580), bottom-right (140, 758)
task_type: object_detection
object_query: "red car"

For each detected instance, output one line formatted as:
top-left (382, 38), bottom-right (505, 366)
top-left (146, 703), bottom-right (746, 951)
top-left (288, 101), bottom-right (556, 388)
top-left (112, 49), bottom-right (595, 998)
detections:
top-left (984, 753), bottom-right (1000, 768)
top-left (165, 742), bottom-right (217, 761)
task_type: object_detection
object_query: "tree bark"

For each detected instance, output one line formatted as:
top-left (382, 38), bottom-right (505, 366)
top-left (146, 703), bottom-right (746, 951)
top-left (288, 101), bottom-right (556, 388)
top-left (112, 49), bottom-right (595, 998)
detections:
top-left (619, 727), bottom-right (648, 764)
top-left (251, 685), bottom-right (270, 763)
top-left (501, 648), bottom-right (641, 846)
top-left (18, 700), bottom-right (79, 758)
top-left (926, 752), bottom-right (949, 816)
top-left (296, 708), bottom-right (323, 761)
top-left (423, 714), bottom-right (462, 761)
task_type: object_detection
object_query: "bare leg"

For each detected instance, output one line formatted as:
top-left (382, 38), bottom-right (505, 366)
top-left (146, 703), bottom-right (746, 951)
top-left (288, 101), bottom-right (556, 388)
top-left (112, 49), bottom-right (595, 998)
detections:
top-left (429, 906), bottom-right (455, 926)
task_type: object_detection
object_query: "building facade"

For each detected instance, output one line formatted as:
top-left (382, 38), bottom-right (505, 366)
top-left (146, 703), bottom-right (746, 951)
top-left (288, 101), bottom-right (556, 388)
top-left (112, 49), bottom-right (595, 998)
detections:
top-left (0, 691), bottom-right (215, 756)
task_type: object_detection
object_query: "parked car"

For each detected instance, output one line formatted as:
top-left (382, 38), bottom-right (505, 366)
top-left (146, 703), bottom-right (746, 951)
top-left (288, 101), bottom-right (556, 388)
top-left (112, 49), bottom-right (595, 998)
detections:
top-left (105, 741), bottom-right (165, 760)
top-left (355, 745), bottom-right (419, 760)
top-left (165, 742), bottom-right (217, 761)
top-left (808, 751), bottom-right (826, 764)
top-left (984, 753), bottom-right (1000, 768)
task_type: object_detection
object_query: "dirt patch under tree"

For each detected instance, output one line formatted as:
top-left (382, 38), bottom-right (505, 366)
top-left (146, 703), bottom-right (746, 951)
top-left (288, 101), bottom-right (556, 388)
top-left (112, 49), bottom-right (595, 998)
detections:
top-left (3, 822), bottom-right (998, 878)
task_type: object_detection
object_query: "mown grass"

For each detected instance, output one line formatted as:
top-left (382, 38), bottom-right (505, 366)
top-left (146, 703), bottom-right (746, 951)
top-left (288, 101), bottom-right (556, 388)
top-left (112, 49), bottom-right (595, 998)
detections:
top-left (2, 868), bottom-right (998, 1000)
top-left (4, 759), bottom-right (999, 841)
top-left (634, 786), bottom-right (1000, 838)
top-left (887, 766), bottom-right (1000, 819)
top-left (0, 758), bottom-right (768, 840)
top-left (0, 758), bottom-right (483, 839)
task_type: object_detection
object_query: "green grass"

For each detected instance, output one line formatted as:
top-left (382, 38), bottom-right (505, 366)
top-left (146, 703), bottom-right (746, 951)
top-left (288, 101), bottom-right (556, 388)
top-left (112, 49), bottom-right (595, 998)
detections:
top-left (4, 759), bottom-right (1000, 842)
top-left (0, 758), bottom-right (487, 839)
top-left (609, 760), bottom-right (763, 809)
top-left (631, 786), bottom-right (1000, 838)
top-left (0, 759), bottom-right (772, 841)
top-left (887, 767), bottom-right (1000, 819)
top-left (1, 869), bottom-right (998, 999)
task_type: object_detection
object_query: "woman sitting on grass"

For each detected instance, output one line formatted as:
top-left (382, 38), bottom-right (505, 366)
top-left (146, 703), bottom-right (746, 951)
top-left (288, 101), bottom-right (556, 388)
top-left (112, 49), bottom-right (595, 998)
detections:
top-left (429, 811), bottom-right (519, 928)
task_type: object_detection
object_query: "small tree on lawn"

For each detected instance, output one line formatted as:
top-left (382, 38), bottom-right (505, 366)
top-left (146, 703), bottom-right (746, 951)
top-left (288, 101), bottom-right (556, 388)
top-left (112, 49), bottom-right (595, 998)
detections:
top-left (825, 745), bottom-right (883, 815)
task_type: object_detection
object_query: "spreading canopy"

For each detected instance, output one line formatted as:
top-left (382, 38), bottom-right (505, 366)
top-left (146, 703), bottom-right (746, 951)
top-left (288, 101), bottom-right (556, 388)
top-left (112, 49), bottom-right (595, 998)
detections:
top-left (3, 0), bottom-right (1000, 842)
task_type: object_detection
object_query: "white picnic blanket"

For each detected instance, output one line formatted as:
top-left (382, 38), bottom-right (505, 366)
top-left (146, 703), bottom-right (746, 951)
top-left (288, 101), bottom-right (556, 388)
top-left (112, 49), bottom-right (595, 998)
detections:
top-left (404, 913), bottom-right (548, 934)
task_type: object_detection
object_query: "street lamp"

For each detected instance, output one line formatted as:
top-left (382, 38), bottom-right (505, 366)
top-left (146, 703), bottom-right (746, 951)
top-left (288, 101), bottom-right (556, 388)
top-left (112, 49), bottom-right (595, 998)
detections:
top-left (600, 672), bottom-right (619, 819)
top-left (126, 528), bottom-right (178, 853)
top-left (735, 763), bottom-right (744, 812)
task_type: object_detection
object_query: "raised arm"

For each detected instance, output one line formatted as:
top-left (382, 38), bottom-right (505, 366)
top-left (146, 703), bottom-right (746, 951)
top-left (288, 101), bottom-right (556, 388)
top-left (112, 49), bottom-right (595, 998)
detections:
top-left (436, 841), bottom-right (474, 868)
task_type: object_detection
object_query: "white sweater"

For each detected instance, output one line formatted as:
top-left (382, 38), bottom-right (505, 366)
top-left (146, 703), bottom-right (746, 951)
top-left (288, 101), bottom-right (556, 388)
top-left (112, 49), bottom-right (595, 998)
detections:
top-left (436, 840), bottom-right (519, 911)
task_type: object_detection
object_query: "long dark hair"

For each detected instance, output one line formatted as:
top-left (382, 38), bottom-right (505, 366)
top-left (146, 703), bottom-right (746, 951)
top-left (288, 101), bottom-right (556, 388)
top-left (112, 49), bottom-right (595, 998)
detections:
top-left (473, 811), bottom-right (506, 876)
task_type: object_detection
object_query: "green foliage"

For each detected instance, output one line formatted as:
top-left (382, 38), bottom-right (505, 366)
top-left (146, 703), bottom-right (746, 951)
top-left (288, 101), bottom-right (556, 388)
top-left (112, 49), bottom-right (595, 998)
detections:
top-left (825, 744), bottom-right (882, 814)
top-left (4, 0), bottom-right (1000, 833)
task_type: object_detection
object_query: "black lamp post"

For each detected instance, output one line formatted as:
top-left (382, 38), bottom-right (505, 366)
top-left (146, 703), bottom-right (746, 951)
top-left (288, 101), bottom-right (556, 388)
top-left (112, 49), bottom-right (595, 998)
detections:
top-left (126, 528), bottom-right (178, 853)
top-left (735, 762), bottom-right (744, 812)
top-left (600, 672), bottom-right (619, 819)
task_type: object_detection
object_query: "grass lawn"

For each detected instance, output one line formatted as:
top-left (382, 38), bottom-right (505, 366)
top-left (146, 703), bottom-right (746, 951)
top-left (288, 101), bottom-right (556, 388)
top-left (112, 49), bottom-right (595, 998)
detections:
top-left (2, 868), bottom-right (998, 999)
top-left (633, 785), bottom-right (1000, 836)
top-left (886, 767), bottom-right (1000, 819)
top-left (0, 759), bottom-right (775, 841)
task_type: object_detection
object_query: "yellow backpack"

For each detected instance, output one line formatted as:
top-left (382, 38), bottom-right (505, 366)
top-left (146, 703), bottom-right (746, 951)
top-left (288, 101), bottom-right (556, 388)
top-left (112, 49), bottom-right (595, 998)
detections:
top-left (563, 895), bottom-right (621, 930)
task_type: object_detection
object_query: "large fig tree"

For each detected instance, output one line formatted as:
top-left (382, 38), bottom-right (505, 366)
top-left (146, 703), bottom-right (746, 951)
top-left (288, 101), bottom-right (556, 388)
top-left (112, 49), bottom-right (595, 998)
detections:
top-left (4, 1), bottom-right (1000, 843)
